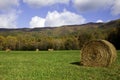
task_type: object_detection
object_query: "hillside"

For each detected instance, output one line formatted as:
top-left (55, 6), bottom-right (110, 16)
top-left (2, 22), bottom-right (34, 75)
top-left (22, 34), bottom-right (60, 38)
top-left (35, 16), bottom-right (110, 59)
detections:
top-left (0, 18), bottom-right (120, 50)
top-left (0, 19), bottom-right (120, 37)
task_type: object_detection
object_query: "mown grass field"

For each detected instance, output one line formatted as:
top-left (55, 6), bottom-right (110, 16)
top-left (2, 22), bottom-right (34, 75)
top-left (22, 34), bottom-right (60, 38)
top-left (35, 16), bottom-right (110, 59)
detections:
top-left (0, 50), bottom-right (120, 80)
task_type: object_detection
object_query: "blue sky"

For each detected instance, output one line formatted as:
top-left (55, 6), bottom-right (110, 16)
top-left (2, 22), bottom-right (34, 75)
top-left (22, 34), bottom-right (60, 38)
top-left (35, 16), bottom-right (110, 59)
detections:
top-left (0, 0), bottom-right (120, 28)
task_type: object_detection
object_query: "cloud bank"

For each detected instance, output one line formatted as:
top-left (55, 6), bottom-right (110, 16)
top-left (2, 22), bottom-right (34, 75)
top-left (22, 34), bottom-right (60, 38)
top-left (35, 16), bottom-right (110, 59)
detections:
top-left (96, 20), bottom-right (103, 23)
top-left (0, 0), bottom-right (19, 28)
top-left (0, 0), bottom-right (19, 11)
top-left (73, 0), bottom-right (113, 11)
top-left (30, 16), bottom-right (45, 28)
top-left (72, 0), bottom-right (120, 15)
top-left (112, 0), bottom-right (120, 15)
top-left (0, 0), bottom-right (120, 28)
top-left (23, 0), bottom-right (69, 8)
top-left (30, 10), bottom-right (86, 28)
top-left (45, 10), bottom-right (85, 27)
top-left (0, 12), bottom-right (17, 28)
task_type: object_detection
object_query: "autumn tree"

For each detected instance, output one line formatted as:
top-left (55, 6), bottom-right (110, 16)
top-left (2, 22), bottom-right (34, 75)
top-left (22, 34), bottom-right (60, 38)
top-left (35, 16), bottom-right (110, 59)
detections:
top-left (64, 37), bottom-right (79, 50)
top-left (78, 32), bottom-right (93, 49)
top-left (107, 27), bottom-right (120, 49)
top-left (0, 36), bottom-right (5, 50)
top-left (6, 36), bottom-right (18, 50)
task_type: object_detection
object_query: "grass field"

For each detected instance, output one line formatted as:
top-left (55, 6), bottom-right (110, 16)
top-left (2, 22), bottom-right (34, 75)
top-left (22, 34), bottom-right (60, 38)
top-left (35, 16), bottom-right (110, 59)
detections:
top-left (0, 50), bottom-right (120, 80)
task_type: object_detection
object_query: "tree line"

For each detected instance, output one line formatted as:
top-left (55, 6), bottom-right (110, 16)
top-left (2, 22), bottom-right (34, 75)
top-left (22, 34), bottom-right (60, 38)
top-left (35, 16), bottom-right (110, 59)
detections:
top-left (0, 27), bottom-right (119, 50)
top-left (0, 35), bottom-right (80, 50)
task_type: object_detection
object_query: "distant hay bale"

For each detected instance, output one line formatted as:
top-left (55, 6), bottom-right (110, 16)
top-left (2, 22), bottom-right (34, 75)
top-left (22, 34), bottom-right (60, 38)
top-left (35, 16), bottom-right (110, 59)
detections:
top-left (6, 48), bottom-right (11, 52)
top-left (36, 49), bottom-right (39, 52)
top-left (48, 49), bottom-right (54, 52)
top-left (81, 40), bottom-right (117, 67)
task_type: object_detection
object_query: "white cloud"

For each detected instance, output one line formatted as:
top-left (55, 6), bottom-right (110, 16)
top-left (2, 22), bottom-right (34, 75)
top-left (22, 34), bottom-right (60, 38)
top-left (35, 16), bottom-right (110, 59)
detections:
top-left (96, 20), bottom-right (103, 23)
top-left (29, 10), bottom-right (86, 28)
top-left (0, 0), bottom-right (19, 11)
top-left (23, 0), bottom-right (69, 8)
top-left (0, 12), bottom-right (17, 28)
top-left (73, 0), bottom-right (113, 12)
top-left (30, 16), bottom-right (45, 28)
top-left (0, 0), bottom-right (21, 28)
top-left (45, 10), bottom-right (85, 27)
top-left (73, 0), bottom-right (120, 15)
top-left (112, 0), bottom-right (120, 15)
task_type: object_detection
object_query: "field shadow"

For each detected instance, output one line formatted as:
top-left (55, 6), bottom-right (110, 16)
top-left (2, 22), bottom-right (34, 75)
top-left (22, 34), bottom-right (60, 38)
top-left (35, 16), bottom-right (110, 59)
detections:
top-left (70, 62), bottom-right (83, 66)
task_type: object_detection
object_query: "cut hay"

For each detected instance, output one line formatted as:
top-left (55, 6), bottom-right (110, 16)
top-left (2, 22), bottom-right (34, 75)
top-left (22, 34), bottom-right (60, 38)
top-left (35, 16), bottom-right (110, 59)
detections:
top-left (6, 48), bottom-right (11, 52)
top-left (48, 49), bottom-right (54, 51)
top-left (36, 49), bottom-right (39, 52)
top-left (81, 40), bottom-right (117, 67)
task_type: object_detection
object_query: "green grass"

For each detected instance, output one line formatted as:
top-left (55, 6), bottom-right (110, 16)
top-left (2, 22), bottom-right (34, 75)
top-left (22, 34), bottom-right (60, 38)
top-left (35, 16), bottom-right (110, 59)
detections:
top-left (0, 50), bottom-right (120, 80)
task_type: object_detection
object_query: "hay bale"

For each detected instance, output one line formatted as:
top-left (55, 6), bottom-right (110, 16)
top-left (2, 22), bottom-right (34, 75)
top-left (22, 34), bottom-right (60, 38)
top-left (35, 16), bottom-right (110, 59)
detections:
top-left (48, 49), bottom-right (54, 51)
top-left (6, 48), bottom-right (11, 52)
top-left (81, 40), bottom-right (117, 67)
top-left (36, 49), bottom-right (39, 52)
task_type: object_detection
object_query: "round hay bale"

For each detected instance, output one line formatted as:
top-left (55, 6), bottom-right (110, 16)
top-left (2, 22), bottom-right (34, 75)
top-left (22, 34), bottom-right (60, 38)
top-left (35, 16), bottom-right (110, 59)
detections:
top-left (48, 49), bottom-right (54, 52)
top-left (6, 48), bottom-right (11, 52)
top-left (36, 49), bottom-right (39, 52)
top-left (81, 40), bottom-right (117, 67)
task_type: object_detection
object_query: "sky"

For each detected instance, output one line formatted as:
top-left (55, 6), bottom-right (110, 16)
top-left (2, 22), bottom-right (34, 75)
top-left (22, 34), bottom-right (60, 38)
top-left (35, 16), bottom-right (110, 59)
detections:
top-left (0, 0), bottom-right (120, 28)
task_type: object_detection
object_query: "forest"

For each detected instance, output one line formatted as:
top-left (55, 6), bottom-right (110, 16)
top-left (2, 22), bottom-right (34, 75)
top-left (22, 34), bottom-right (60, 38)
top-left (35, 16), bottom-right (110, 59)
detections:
top-left (0, 19), bottom-right (120, 50)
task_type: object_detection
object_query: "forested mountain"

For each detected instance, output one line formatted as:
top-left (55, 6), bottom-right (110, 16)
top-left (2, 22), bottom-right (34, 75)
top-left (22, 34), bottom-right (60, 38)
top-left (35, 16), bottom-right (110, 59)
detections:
top-left (0, 19), bottom-right (120, 50)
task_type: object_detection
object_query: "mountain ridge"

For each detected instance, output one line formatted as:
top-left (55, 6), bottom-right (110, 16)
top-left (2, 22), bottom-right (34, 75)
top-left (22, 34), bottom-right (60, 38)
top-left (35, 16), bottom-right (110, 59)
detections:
top-left (0, 18), bottom-right (120, 32)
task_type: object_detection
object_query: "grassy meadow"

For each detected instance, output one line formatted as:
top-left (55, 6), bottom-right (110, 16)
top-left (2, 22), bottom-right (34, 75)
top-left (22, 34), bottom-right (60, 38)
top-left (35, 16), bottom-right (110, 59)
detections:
top-left (0, 50), bottom-right (120, 80)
